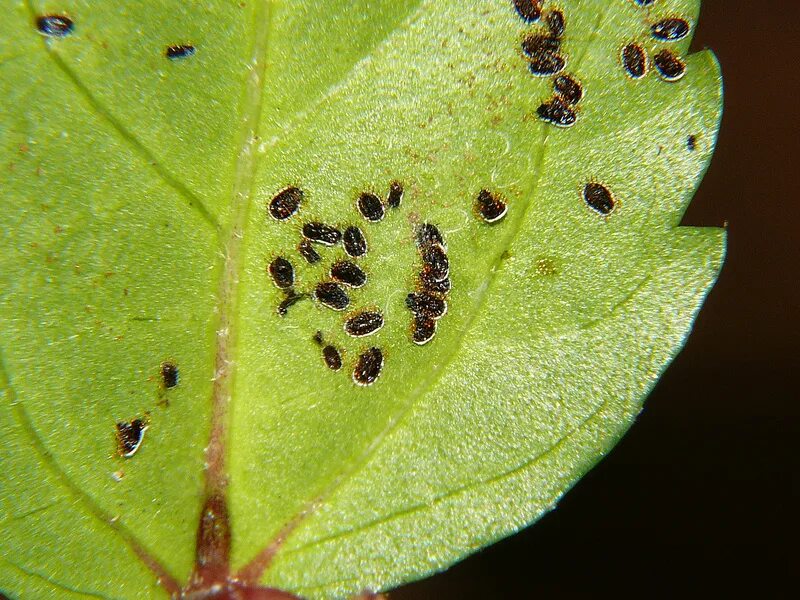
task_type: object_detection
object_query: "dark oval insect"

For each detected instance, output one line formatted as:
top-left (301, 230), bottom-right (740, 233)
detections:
top-left (116, 419), bottom-right (148, 457)
top-left (297, 239), bottom-right (321, 264)
top-left (651, 17), bottom-right (690, 41)
top-left (416, 222), bottom-right (445, 249)
top-left (314, 282), bottom-right (349, 311)
top-left (687, 135), bottom-right (697, 151)
top-left (268, 256), bottom-right (294, 289)
top-left (269, 186), bottom-right (303, 220)
top-left (161, 362), bottom-right (179, 389)
top-left (406, 292), bottom-right (447, 320)
top-left (343, 226), bottom-right (368, 258)
top-left (522, 35), bottom-right (565, 76)
top-left (277, 291), bottom-right (307, 316)
top-left (166, 45), bottom-right (196, 60)
top-left (475, 189), bottom-right (508, 224)
top-left (303, 222), bottom-right (342, 246)
top-left (423, 276), bottom-right (451, 294)
top-left (583, 182), bottom-right (616, 215)
top-left (357, 192), bottom-right (385, 222)
top-left (322, 345), bottom-right (342, 371)
top-left (387, 181), bottom-right (404, 209)
top-left (36, 14), bottom-right (74, 37)
top-left (412, 315), bottom-right (437, 346)
top-left (634, 0), bottom-right (655, 5)
top-left (621, 43), bottom-right (648, 79)
top-left (553, 74), bottom-right (583, 105)
top-left (421, 244), bottom-right (449, 282)
top-left (353, 347), bottom-right (384, 386)
top-left (537, 97), bottom-right (577, 128)
top-left (330, 260), bottom-right (367, 288)
top-left (522, 34), bottom-right (560, 58)
top-left (512, 0), bottom-right (542, 22)
top-left (545, 9), bottom-right (566, 39)
top-left (344, 310), bottom-right (384, 337)
top-left (653, 49), bottom-right (686, 81)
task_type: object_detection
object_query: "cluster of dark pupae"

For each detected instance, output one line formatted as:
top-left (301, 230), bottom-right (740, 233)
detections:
top-left (36, 13), bottom-right (195, 59)
top-left (406, 223), bottom-right (451, 345)
top-left (622, 3), bottom-right (691, 82)
top-left (267, 183), bottom-right (406, 386)
top-left (512, 1), bottom-right (584, 128)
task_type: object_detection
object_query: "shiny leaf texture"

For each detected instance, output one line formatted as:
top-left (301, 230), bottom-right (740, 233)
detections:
top-left (0, 0), bottom-right (723, 598)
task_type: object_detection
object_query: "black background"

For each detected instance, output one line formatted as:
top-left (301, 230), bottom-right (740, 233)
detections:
top-left (396, 2), bottom-right (798, 598)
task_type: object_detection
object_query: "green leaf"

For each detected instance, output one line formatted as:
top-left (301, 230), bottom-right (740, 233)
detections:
top-left (0, 0), bottom-right (723, 598)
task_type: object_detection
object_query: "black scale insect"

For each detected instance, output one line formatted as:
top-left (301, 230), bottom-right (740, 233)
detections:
top-left (412, 316), bottom-right (437, 346)
top-left (269, 187), bottom-right (303, 220)
top-left (344, 311), bottom-right (384, 338)
top-left (36, 14), bottom-right (74, 37)
top-left (116, 419), bottom-right (148, 458)
top-left (654, 49), bottom-right (686, 81)
top-left (545, 10), bottom-right (566, 39)
top-left (651, 18), bottom-right (690, 42)
top-left (166, 45), bottom-right (195, 60)
top-left (277, 291), bottom-right (307, 316)
top-left (421, 244), bottom-right (449, 282)
top-left (268, 256), bottom-right (294, 289)
top-left (343, 226), bottom-right (368, 258)
top-left (523, 34), bottom-right (565, 76)
top-left (406, 292), bottom-right (447, 320)
top-left (583, 182), bottom-right (616, 215)
top-left (553, 74), bottom-right (583, 105)
top-left (353, 347), bottom-right (384, 386)
top-left (314, 282), bottom-right (349, 311)
top-left (387, 181), bottom-right (404, 209)
top-left (475, 189), bottom-right (508, 223)
top-left (161, 362), bottom-right (179, 389)
top-left (303, 222), bottom-right (341, 246)
top-left (417, 223), bottom-right (445, 250)
top-left (622, 43), bottom-right (648, 79)
top-left (537, 97), bottom-right (577, 128)
top-left (512, 0), bottom-right (542, 23)
top-left (330, 260), bottom-right (367, 288)
top-left (297, 239), bottom-right (321, 264)
top-left (357, 192), bottom-right (385, 222)
top-left (322, 345), bottom-right (342, 371)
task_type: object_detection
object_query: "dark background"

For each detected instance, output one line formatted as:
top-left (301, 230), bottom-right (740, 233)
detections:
top-left (396, 2), bottom-right (798, 598)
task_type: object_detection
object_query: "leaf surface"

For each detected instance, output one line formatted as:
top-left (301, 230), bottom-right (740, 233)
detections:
top-left (0, 1), bottom-right (723, 598)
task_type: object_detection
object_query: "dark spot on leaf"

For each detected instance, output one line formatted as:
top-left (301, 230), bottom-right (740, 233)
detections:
top-left (406, 292), bottom-right (447, 320)
top-left (268, 256), bottom-right (294, 289)
top-left (545, 9), bottom-right (566, 39)
top-left (357, 192), bottom-right (385, 222)
top-left (36, 15), bottom-right (74, 37)
top-left (277, 291), bottom-right (308, 316)
top-left (116, 418), bottom-right (148, 458)
top-left (330, 260), bottom-right (367, 288)
top-left (634, 0), bottom-right (655, 6)
top-left (687, 135), bottom-right (697, 151)
top-left (353, 347), bottom-right (383, 386)
top-left (537, 96), bottom-right (577, 127)
top-left (522, 34), bottom-right (560, 57)
top-left (387, 181), bottom-right (404, 209)
top-left (653, 49), bottom-right (686, 81)
top-left (423, 277), bottom-right (451, 294)
top-left (583, 182), bottom-right (616, 215)
top-left (416, 223), bottom-right (445, 249)
top-left (622, 43), bottom-right (648, 79)
top-left (344, 310), bottom-right (384, 337)
top-left (512, 0), bottom-right (542, 22)
top-left (553, 74), bottom-right (583, 105)
top-left (475, 189), bottom-right (508, 224)
top-left (651, 17), bottom-right (690, 41)
top-left (303, 222), bottom-right (341, 246)
top-left (297, 239), bottom-right (321, 264)
top-left (412, 315), bottom-right (437, 346)
top-left (314, 282), bottom-right (349, 311)
top-left (322, 345), bottom-right (342, 371)
top-left (161, 362), bottom-right (178, 389)
top-left (166, 45), bottom-right (196, 60)
top-left (343, 226), bottom-right (368, 258)
top-left (313, 330), bottom-right (325, 345)
top-left (269, 187), bottom-right (303, 220)
top-left (421, 244), bottom-right (449, 282)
